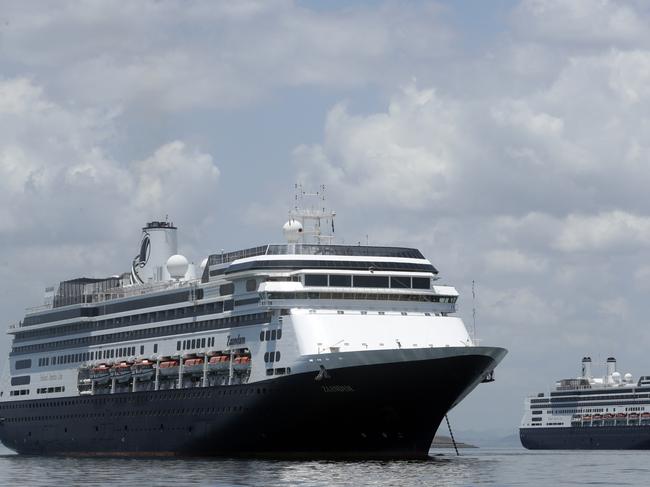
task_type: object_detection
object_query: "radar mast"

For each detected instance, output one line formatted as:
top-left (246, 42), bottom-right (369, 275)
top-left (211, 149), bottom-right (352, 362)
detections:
top-left (288, 183), bottom-right (336, 244)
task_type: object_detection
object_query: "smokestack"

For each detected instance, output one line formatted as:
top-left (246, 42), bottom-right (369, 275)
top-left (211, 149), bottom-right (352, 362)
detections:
top-left (607, 357), bottom-right (617, 383)
top-left (581, 356), bottom-right (592, 379)
top-left (131, 221), bottom-right (178, 284)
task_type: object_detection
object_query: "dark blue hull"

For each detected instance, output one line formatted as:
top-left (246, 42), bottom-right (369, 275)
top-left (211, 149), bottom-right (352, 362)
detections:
top-left (520, 426), bottom-right (650, 449)
top-left (0, 349), bottom-right (503, 458)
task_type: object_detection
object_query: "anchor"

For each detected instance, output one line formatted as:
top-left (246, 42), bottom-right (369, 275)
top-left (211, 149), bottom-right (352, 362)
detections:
top-left (314, 365), bottom-right (331, 381)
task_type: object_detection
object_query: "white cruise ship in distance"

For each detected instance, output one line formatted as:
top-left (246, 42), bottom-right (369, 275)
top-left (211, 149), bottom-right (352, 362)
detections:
top-left (521, 356), bottom-right (650, 449)
top-left (0, 187), bottom-right (506, 458)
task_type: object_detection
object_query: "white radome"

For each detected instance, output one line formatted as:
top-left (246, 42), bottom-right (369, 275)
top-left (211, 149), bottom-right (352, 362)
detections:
top-left (166, 254), bottom-right (189, 279)
top-left (282, 219), bottom-right (303, 243)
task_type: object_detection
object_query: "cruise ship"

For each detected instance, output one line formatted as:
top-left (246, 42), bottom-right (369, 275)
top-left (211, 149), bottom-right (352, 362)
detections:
top-left (0, 194), bottom-right (506, 458)
top-left (521, 356), bottom-right (650, 449)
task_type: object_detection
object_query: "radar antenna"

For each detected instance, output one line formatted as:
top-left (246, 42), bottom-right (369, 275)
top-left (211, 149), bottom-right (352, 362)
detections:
top-left (289, 183), bottom-right (336, 244)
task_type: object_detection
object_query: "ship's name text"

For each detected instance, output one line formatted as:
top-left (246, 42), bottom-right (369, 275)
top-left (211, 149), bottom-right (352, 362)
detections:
top-left (227, 335), bottom-right (246, 346)
top-left (322, 385), bottom-right (355, 393)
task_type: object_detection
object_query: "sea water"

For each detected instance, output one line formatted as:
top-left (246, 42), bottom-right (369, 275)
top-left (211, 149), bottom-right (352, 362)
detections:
top-left (0, 446), bottom-right (646, 486)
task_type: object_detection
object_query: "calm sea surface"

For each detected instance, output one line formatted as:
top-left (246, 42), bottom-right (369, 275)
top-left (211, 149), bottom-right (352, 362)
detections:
top-left (0, 446), bottom-right (647, 487)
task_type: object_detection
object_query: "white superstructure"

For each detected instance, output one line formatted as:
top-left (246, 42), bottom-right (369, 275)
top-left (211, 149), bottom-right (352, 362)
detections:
top-left (2, 200), bottom-right (479, 403)
top-left (521, 357), bottom-right (650, 429)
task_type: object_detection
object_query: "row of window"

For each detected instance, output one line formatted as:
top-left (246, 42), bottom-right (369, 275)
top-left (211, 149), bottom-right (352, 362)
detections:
top-left (4, 405), bottom-right (252, 424)
top-left (304, 274), bottom-right (431, 290)
top-left (264, 351), bottom-right (281, 363)
top-left (206, 244), bottom-right (426, 268)
top-left (308, 310), bottom-right (439, 316)
top-left (224, 259), bottom-right (436, 275)
top-left (36, 386), bottom-right (65, 394)
top-left (11, 312), bottom-right (272, 356)
top-left (266, 367), bottom-right (291, 376)
top-left (266, 292), bottom-right (455, 303)
top-left (234, 297), bottom-right (260, 307)
top-left (15, 359), bottom-right (31, 370)
top-left (260, 329), bottom-right (282, 342)
top-left (1, 386), bottom-right (272, 411)
top-left (23, 289), bottom-right (200, 327)
top-left (176, 337), bottom-right (215, 351)
top-left (10, 389), bottom-right (29, 396)
top-left (36, 345), bottom-right (152, 368)
top-left (531, 400), bottom-right (650, 410)
top-left (16, 300), bottom-right (232, 343)
top-left (10, 375), bottom-right (30, 386)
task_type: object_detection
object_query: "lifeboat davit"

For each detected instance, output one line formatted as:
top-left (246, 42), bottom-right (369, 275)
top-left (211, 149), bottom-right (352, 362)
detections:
top-left (90, 364), bottom-right (111, 384)
top-left (132, 359), bottom-right (155, 381)
top-left (111, 362), bottom-right (133, 383)
top-left (183, 358), bottom-right (205, 376)
top-left (208, 355), bottom-right (230, 372)
top-left (158, 360), bottom-right (180, 377)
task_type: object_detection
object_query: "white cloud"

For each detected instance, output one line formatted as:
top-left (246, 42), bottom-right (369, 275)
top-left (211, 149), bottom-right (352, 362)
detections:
top-left (484, 249), bottom-right (547, 274)
top-left (132, 141), bottom-right (220, 223)
top-left (0, 77), bottom-right (220, 256)
top-left (0, 1), bottom-right (453, 112)
top-left (512, 0), bottom-right (648, 47)
top-left (480, 286), bottom-right (556, 330)
top-left (598, 296), bottom-right (629, 319)
top-left (294, 82), bottom-right (461, 210)
top-left (553, 211), bottom-right (650, 253)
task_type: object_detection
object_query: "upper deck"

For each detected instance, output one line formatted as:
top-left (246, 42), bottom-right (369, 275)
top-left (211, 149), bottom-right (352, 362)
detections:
top-left (14, 243), bottom-right (438, 330)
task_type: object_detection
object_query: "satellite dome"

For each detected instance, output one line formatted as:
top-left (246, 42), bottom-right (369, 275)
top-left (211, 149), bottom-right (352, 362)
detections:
top-left (166, 254), bottom-right (189, 279)
top-left (624, 373), bottom-right (633, 382)
top-left (283, 219), bottom-right (303, 243)
top-left (612, 371), bottom-right (622, 383)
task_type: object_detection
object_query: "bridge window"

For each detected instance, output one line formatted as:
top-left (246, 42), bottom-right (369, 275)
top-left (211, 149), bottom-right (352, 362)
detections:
top-left (305, 274), bottom-right (328, 286)
top-left (390, 276), bottom-right (411, 288)
top-left (219, 283), bottom-right (234, 295)
top-left (353, 275), bottom-right (389, 288)
top-left (412, 277), bottom-right (431, 289)
top-left (329, 275), bottom-right (351, 287)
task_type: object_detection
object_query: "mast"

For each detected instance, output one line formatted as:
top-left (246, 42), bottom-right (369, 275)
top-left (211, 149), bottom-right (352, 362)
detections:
top-left (290, 183), bottom-right (336, 245)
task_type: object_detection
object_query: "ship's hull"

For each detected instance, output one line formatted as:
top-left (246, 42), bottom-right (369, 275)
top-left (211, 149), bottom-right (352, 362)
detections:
top-left (0, 347), bottom-right (505, 458)
top-left (520, 426), bottom-right (650, 450)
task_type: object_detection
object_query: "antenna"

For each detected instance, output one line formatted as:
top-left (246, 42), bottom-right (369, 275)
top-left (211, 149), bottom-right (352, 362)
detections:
top-left (289, 183), bottom-right (336, 244)
top-left (472, 280), bottom-right (477, 343)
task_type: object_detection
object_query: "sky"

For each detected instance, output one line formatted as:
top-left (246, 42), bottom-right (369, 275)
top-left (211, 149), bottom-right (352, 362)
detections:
top-left (2, 0), bottom-right (650, 436)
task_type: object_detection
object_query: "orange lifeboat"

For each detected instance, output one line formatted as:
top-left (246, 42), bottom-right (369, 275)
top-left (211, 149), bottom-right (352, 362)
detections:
top-left (183, 358), bottom-right (205, 375)
top-left (111, 362), bottom-right (133, 383)
top-left (159, 360), bottom-right (179, 377)
top-left (208, 355), bottom-right (230, 371)
top-left (91, 364), bottom-right (111, 384)
top-left (132, 360), bottom-right (155, 381)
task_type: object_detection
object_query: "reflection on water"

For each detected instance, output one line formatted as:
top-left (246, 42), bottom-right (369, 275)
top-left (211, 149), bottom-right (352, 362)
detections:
top-left (0, 447), bottom-right (649, 486)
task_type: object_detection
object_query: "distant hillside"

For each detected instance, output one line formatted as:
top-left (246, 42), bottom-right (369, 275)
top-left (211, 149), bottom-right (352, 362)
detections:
top-left (450, 430), bottom-right (523, 448)
top-left (431, 434), bottom-right (477, 449)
